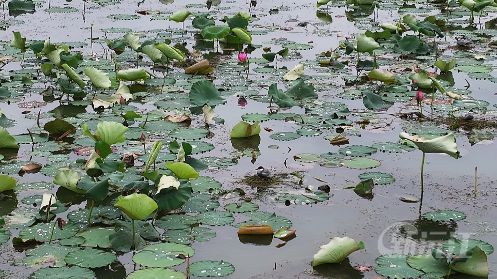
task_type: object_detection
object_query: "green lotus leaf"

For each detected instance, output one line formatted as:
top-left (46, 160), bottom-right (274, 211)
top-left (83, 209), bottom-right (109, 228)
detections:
top-left (19, 222), bottom-right (79, 242)
top-left (269, 132), bottom-right (301, 141)
top-left (342, 158), bottom-right (380, 169)
top-left (169, 10), bottom-right (192, 22)
top-left (29, 266), bottom-right (95, 279)
top-left (397, 35), bottom-right (422, 53)
top-left (262, 52), bottom-right (276, 62)
top-left (114, 193), bottom-right (158, 220)
top-left (117, 68), bottom-right (148, 82)
top-left (128, 268), bottom-right (186, 279)
top-left (86, 179), bottom-right (109, 203)
top-left (124, 33), bottom-right (141, 51)
top-left (286, 80), bottom-right (317, 100)
top-left (455, 65), bottom-right (492, 73)
top-left (65, 249), bottom-right (116, 268)
top-left (182, 193), bottom-right (220, 213)
top-left (154, 181), bottom-right (192, 212)
top-left (407, 254), bottom-right (451, 274)
top-left (450, 246), bottom-right (488, 277)
top-left (268, 83), bottom-right (298, 108)
top-left (230, 121), bottom-right (261, 138)
top-left (192, 16), bottom-right (215, 29)
top-left (363, 91), bottom-right (392, 110)
top-left (339, 145), bottom-right (377, 157)
top-left (0, 175), bottom-right (17, 193)
top-left (200, 25), bottom-right (230, 40)
top-left (189, 80), bottom-right (225, 106)
top-left (156, 214), bottom-right (198, 230)
top-left (434, 59), bottom-right (456, 72)
top-left (84, 67), bottom-right (111, 89)
top-left (317, 0), bottom-right (332, 7)
top-left (8, 0), bottom-right (35, 16)
top-left (156, 43), bottom-right (184, 61)
top-left (356, 34), bottom-right (380, 54)
top-left (369, 69), bottom-right (396, 84)
top-left (76, 227), bottom-right (113, 248)
top-left (0, 127), bottom-right (19, 149)
top-left (423, 210), bottom-right (466, 222)
top-left (399, 132), bottom-right (460, 158)
top-left (88, 121), bottom-right (129, 146)
top-left (375, 254), bottom-right (424, 278)
top-left (190, 261), bottom-right (235, 277)
top-left (169, 127), bottom-right (210, 140)
top-left (61, 64), bottom-right (85, 88)
top-left (47, 48), bottom-right (63, 66)
top-left (358, 172), bottom-right (395, 185)
top-left (141, 45), bottom-right (164, 63)
top-left (23, 243), bottom-right (78, 267)
top-left (44, 118), bottom-right (76, 138)
top-left (133, 243), bottom-right (195, 267)
top-left (163, 227), bottom-right (216, 245)
top-left (234, 211), bottom-right (292, 232)
top-left (312, 237), bottom-right (364, 266)
top-left (353, 178), bottom-right (374, 197)
top-left (196, 211), bottom-right (234, 226)
top-left (232, 27), bottom-right (252, 44)
top-left (10, 31), bottom-right (26, 52)
top-left (443, 238), bottom-right (494, 255)
top-left (227, 15), bottom-right (248, 29)
top-left (224, 201), bottom-right (259, 213)
top-left (54, 170), bottom-right (84, 194)
top-left (165, 162), bottom-right (199, 179)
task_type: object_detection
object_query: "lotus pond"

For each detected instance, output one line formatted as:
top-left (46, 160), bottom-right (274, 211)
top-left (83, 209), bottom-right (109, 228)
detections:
top-left (1, 0), bottom-right (497, 278)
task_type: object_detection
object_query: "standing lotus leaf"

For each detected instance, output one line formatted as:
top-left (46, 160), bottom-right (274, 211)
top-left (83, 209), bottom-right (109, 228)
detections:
top-left (114, 193), bottom-right (158, 220)
top-left (399, 132), bottom-right (460, 158)
top-left (312, 236), bottom-right (364, 266)
top-left (356, 34), bottom-right (380, 54)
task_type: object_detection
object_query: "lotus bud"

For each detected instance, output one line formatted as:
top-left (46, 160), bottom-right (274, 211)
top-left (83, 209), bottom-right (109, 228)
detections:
top-left (238, 53), bottom-right (248, 63)
top-left (416, 91), bottom-right (424, 105)
top-left (120, 96), bottom-right (125, 105)
top-left (140, 133), bottom-right (146, 143)
top-left (95, 149), bottom-right (100, 155)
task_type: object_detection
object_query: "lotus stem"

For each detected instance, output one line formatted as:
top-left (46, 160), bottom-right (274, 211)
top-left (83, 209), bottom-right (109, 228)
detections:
top-left (132, 219), bottom-right (136, 249)
top-left (474, 167), bottom-right (477, 197)
top-left (49, 220), bottom-right (57, 244)
top-left (88, 199), bottom-right (95, 226)
top-left (46, 195), bottom-right (53, 222)
top-left (420, 152), bottom-right (425, 194)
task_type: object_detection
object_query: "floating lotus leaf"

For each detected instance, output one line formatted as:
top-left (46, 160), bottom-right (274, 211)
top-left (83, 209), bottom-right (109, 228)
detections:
top-left (342, 158), bottom-right (380, 169)
top-left (182, 193), bottom-right (220, 213)
top-left (375, 254), bottom-right (424, 279)
top-left (456, 65), bottom-right (492, 73)
top-left (156, 214), bottom-right (198, 230)
top-left (8, 0), bottom-right (35, 16)
top-left (268, 83), bottom-right (298, 108)
top-left (127, 268), bottom-right (186, 279)
top-left (65, 249), bottom-right (116, 268)
top-left (133, 243), bottom-right (195, 267)
top-left (399, 132), bottom-right (460, 158)
top-left (372, 141), bottom-right (417, 153)
top-left (224, 201), bottom-right (259, 213)
top-left (443, 238), bottom-right (493, 255)
top-left (23, 243), bottom-right (78, 267)
top-left (312, 237), bottom-right (364, 266)
top-left (114, 193), bottom-right (158, 220)
top-left (196, 211), bottom-right (234, 226)
top-left (358, 172), bottom-right (395, 185)
top-left (339, 145), bottom-right (377, 157)
top-left (234, 211), bottom-right (292, 231)
top-left (276, 191), bottom-right (329, 205)
top-left (29, 266), bottom-right (95, 279)
top-left (286, 80), bottom-right (317, 101)
top-left (76, 227), bottom-right (113, 248)
top-left (241, 113), bottom-right (270, 122)
top-left (19, 222), bottom-right (79, 242)
top-left (407, 254), bottom-right (450, 275)
top-left (67, 206), bottom-right (121, 225)
top-left (293, 153), bottom-right (320, 163)
top-left (317, 0), bottom-right (332, 7)
top-left (0, 227), bottom-right (10, 245)
top-left (422, 210), bottom-right (466, 222)
top-left (283, 43), bottom-right (313, 50)
top-left (270, 132), bottom-right (301, 141)
top-left (363, 91), bottom-right (393, 110)
top-left (190, 260), bottom-right (235, 277)
top-left (162, 227), bottom-right (216, 244)
top-left (190, 176), bottom-right (222, 192)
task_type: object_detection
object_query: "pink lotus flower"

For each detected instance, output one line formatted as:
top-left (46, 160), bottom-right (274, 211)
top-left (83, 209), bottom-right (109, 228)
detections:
top-left (238, 53), bottom-right (248, 63)
top-left (416, 91), bottom-right (423, 105)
